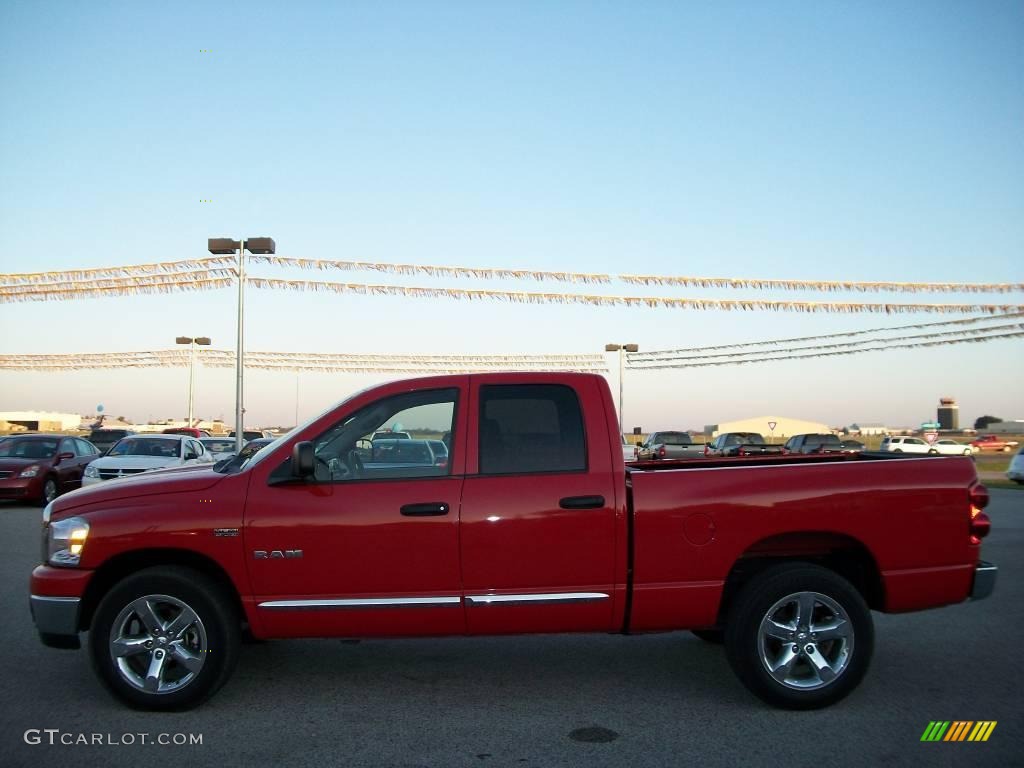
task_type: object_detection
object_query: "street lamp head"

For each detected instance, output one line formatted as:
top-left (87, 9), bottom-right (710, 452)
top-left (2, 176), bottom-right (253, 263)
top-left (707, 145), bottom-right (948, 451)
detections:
top-left (175, 336), bottom-right (192, 345)
top-left (195, 337), bottom-right (212, 346)
top-left (244, 237), bottom-right (276, 255)
top-left (208, 238), bottom-right (241, 254)
top-left (624, 344), bottom-right (639, 353)
top-left (605, 344), bottom-right (622, 352)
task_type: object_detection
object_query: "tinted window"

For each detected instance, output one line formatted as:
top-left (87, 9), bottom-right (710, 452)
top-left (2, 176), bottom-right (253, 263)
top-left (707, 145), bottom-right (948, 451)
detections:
top-left (656, 433), bottom-right (691, 446)
top-left (0, 438), bottom-right (59, 459)
top-left (109, 438), bottom-right (181, 458)
top-left (479, 384), bottom-right (585, 474)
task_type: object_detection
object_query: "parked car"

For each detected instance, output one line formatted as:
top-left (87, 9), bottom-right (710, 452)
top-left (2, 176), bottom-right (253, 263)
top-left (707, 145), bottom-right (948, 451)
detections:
top-left (838, 439), bottom-right (865, 453)
top-left (32, 372), bottom-right (995, 712)
top-left (637, 431), bottom-right (698, 460)
top-left (229, 430), bottom-right (275, 442)
top-left (621, 434), bottom-right (638, 463)
top-left (706, 432), bottom-right (784, 457)
top-left (200, 437), bottom-right (239, 462)
top-left (426, 439), bottom-right (450, 470)
top-left (82, 435), bottom-right (213, 485)
top-left (87, 428), bottom-right (137, 456)
top-left (931, 439), bottom-right (974, 457)
top-left (971, 434), bottom-right (1020, 453)
top-left (0, 434), bottom-right (99, 505)
top-left (783, 434), bottom-right (844, 454)
top-left (163, 427), bottom-right (212, 438)
top-left (878, 436), bottom-right (934, 455)
top-left (371, 430), bottom-right (412, 441)
top-left (1007, 446), bottom-right (1024, 484)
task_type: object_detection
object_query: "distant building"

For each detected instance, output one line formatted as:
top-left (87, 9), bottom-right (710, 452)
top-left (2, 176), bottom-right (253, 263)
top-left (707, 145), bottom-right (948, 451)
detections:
top-left (985, 420), bottom-right (1024, 434)
top-left (704, 416), bottom-right (831, 442)
top-left (0, 411), bottom-right (83, 432)
top-left (937, 397), bottom-right (959, 431)
top-left (849, 423), bottom-right (889, 436)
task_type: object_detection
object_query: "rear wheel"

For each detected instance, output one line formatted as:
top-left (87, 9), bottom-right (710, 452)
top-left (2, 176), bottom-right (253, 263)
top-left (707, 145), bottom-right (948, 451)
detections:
top-left (89, 566), bottom-right (240, 710)
top-left (724, 563), bottom-right (873, 709)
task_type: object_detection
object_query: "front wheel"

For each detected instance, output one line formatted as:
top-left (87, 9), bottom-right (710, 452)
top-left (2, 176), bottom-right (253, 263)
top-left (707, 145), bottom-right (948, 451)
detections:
top-left (89, 566), bottom-right (240, 710)
top-left (39, 476), bottom-right (59, 507)
top-left (724, 563), bottom-right (873, 709)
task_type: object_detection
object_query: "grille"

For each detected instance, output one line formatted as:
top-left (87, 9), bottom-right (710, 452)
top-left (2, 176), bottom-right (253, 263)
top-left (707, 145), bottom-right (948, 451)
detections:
top-left (98, 468), bottom-right (149, 480)
top-left (0, 471), bottom-right (13, 480)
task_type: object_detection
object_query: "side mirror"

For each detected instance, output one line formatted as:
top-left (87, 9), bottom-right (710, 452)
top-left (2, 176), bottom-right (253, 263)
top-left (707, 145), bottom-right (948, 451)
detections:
top-left (292, 441), bottom-right (315, 479)
top-left (56, 451), bottom-right (75, 464)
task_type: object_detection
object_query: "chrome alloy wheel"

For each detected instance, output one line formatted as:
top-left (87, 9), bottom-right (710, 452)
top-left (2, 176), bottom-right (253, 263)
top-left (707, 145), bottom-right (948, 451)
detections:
top-left (758, 591), bottom-right (854, 690)
top-left (109, 594), bottom-right (208, 694)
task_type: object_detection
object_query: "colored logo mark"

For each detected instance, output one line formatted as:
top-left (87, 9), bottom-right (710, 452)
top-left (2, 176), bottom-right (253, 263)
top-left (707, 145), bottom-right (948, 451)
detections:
top-left (920, 721), bottom-right (997, 742)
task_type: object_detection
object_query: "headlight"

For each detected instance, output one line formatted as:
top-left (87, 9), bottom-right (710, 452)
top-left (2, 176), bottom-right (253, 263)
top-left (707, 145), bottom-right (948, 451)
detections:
top-left (19, 464), bottom-right (41, 478)
top-left (47, 516), bottom-right (90, 567)
top-left (84, 465), bottom-right (99, 478)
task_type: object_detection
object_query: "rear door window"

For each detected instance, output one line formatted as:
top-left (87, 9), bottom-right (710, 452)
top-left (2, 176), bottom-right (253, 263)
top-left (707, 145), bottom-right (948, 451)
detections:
top-left (479, 384), bottom-right (586, 475)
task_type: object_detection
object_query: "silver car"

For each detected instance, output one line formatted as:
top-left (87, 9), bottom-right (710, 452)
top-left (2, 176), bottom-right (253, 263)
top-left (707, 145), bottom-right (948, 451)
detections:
top-left (1008, 447), bottom-right (1024, 484)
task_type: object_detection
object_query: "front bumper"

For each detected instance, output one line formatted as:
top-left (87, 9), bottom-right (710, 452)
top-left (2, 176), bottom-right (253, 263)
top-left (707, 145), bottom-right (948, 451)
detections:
top-left (30, 595), bottom-right (82, 648)
top-left (970, 561), bottom-right (997, 601)
top-left (0, 475), bottom-right (42, 500)
top-left (30, 565), bottom-right (94, 649)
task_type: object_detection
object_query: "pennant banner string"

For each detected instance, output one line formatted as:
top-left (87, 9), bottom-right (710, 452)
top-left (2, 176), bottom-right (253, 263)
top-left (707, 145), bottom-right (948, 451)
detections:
top-left (0, 257), bottom-right (239, 286)
top-left (2, 255), bottom-right (1021, 294)
top-left (630, 330), bottom-right (1024, 369)
top-left (628, 311), bottom-right (1024, 357)
top-left (628, 323), bottom-right (1024, 365)
top-left (246, 277), bottom-right (1024, 315)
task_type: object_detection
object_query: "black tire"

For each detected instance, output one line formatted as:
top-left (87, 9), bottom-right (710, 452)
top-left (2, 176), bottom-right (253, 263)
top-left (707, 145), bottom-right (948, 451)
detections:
top-left (724, 563), bottom-right (873, 710)
top-left (691, 629), bottom-right (725, 644)
top-left (89, 566), bottom-right (240, 710)
top-left (928, 449), bottom-right (938, 455)
top-left (39, 476), bottom-right (59, 507)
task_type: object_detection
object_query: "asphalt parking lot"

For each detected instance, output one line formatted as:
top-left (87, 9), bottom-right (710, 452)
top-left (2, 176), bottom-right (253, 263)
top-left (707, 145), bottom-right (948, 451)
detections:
top-left (0, 491), bottom-right (1021, 768)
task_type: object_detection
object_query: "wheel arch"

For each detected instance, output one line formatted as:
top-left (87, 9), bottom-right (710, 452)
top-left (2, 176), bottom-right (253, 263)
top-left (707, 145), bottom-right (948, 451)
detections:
top-left (716, 531), bottom-right (884, 626)
top-left (79, 548), bottom-right (245, 632)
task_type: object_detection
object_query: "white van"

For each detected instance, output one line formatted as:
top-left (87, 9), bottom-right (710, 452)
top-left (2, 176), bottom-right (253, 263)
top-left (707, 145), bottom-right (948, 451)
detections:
top-left (879, 436), bottom-right (933, 454)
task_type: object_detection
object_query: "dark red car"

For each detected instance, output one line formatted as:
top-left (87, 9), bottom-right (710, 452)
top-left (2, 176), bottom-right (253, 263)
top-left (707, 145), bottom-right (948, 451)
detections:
top-left (0, 434), bottom-right (100, 505)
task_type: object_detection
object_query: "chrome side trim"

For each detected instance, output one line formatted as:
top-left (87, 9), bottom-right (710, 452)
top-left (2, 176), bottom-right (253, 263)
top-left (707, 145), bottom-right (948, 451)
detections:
top-left (629, 456), bottom-right (951, 474)
top-left (258, 596), bottom-right (462, 610)
top-left (465, 592), bottom-right (609, 606)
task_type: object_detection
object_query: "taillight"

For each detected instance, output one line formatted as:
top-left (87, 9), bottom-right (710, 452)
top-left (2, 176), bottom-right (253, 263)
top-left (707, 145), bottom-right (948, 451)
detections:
top-left (969, 484), bottom-right (991, 545)
top-left (658, 446), bottom-right (666, 458)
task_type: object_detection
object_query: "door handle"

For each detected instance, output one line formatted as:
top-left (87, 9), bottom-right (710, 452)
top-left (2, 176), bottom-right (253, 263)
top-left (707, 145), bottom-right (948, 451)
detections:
top-left (400, 502), bottom-right (450, 517)
top-left (559, 495), bottom-right (605, 510)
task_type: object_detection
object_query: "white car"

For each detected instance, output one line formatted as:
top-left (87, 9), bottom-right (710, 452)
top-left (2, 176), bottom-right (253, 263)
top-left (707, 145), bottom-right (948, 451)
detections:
top-left (83, 434), bottom-right (214, 485)
top-left (930, 439), bottom-right (975, 456)
top-left (1008, 447), bottom-right (1024, 484)
top-left (878, 436), bottom-right (934, 454)
top-left (200, 437), bottom-right (238, 462)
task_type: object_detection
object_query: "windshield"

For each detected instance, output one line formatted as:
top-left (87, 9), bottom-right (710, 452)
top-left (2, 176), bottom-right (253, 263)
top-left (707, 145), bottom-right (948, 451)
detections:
top-left (657, 433), bottom-right (691, 446)
top-left (202, 439), bottom-right (236, 453)
top-left (0, 438), bottom-right (59, 459)
top-left (108, 438), bottom-right (180, 458)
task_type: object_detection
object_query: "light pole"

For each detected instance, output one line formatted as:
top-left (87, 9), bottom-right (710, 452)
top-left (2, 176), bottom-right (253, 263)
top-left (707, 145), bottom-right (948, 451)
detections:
top-left (209, 236), bottom-right (276, 452)
top-left (175, 336), bottom-right (211, 426)
top-left (605, 343), bottom-right (639, 438)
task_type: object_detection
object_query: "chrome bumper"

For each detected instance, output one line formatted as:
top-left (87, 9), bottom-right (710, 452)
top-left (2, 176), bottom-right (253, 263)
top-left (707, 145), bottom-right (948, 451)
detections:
top-left (970, 561), bottom-right (997, 601)
top-left (30, 595), bottom-right (81, 648)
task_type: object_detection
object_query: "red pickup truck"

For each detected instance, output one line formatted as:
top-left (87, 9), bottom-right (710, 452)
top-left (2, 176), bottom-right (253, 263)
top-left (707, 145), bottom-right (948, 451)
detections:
top-left (970, 434), bottom-right (1020, 453)
top-left (30, 373), bottom-right (996, 712)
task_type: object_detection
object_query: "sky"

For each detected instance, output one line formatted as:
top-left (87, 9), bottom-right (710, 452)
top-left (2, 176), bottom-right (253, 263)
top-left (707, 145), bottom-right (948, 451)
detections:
top-left (1, 0), bottom-right (1021, 431)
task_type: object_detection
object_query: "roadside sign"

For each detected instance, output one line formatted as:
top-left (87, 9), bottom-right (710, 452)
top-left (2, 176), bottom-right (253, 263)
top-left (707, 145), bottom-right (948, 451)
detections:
top-left (924, 431), bottom-right (939, 443)
top-left (97, 404), bottom-right (104, 413)
top-left (767, 421), bottom-right (777, 431)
